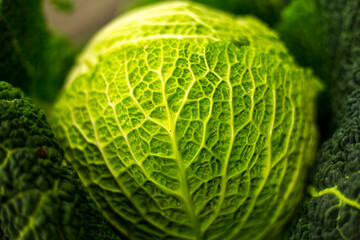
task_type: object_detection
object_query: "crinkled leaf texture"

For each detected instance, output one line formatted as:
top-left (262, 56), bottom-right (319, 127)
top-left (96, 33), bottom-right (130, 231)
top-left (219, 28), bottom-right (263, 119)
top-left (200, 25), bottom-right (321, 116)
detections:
top-left (286, 90), bottom-right (360, 240)
top-left (0, 81), bottom-right (121, 240)
top-left (284, 0), bottom-right (360, 239)
top-left (51, 2), bottom-right (321, 240)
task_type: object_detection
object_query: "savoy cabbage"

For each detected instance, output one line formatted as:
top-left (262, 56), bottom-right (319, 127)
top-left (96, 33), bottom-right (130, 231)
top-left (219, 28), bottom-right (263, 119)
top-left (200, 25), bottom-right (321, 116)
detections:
top-left (50, 2), bottom-right (320, 239)
top-left (1, 0), bottom-right (359, 239)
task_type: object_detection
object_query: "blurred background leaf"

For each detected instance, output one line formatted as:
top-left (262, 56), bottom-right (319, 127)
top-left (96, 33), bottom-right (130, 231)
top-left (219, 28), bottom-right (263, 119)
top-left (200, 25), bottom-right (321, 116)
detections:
top-left (0, 0), bottom-right (77, 106)
top-left (127, 0), bottom-right (290, 25)
top-left (49, 0), bottom-right (74, 12)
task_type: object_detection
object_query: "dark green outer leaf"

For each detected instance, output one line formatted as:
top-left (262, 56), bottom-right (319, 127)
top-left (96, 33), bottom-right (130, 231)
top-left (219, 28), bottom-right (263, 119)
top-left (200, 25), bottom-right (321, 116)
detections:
top-left (317, 0), bottom-right (360, 118)
top-left (285, 90), bottom-right (360, 240)
top-left (0, 81), bottom-right (121, 240)
top-left (284, 0), bottom-right (360, 238)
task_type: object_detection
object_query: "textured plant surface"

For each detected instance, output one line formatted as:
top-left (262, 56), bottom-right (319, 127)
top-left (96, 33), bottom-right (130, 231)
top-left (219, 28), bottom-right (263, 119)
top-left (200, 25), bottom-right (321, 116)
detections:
top-left (286, 90), bottom-right (360, 240)
top-left (0, 81), bottom-right (120, 240)
top-left (284, 0), bottom-right (360, 239)
top-left (51, 2), bottom-right (320, 240)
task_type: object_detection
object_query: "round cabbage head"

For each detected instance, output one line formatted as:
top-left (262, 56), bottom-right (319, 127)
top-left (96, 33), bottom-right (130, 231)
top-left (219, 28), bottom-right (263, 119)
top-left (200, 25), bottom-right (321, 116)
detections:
top-left (51, 2), bottom-right (321, 240)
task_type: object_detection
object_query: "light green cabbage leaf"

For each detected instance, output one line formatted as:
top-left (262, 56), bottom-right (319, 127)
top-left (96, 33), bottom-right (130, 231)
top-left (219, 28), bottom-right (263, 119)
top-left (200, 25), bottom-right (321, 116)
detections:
top-left (51, 2), bottom-right (321, 239)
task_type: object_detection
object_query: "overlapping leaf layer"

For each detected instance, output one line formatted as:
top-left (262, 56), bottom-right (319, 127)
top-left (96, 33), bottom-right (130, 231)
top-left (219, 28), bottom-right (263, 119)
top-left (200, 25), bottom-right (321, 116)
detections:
top-left (51, 2), bottom-right (320, 240)
top-left (0, 82), bottom-right (120, 240)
